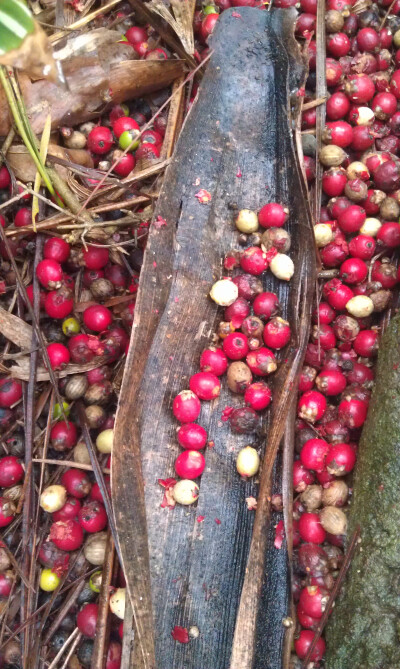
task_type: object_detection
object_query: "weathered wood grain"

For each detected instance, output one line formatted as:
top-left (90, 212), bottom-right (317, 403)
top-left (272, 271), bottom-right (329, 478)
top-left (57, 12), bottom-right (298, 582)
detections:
top-left (112, 8), bottom-right (314, 669)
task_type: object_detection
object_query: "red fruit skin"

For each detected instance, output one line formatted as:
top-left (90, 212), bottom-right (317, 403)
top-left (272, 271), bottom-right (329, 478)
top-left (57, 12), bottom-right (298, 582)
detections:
top-left (0, 456), bottom-right (24, 487)
top-left (173, 391), bottom-right (201, 423)
top-left (240, 247), bottom-right (269, 275)
top-left (77, 603), bottom-right (99, 638)
top-left (323, 120), bottom-right (353, 147)
top-left (347, 362), bottom-right (374, 385)
top-left (61, 469), bottom-right (91, 498)
top-left (348, 234), bottom-right (376, 259)
top-left (316, 368), bottom-right (347, 395)
top-left (296, 604), bottom-right (319, 630)
top-left (83, 305), bottom-right (113, 332)
top-left (78, 500), bottom-right (108, 533)
top-left (353, 329), bottom-right (379, 356)
top-left (300, 438), bottom-right (330, 472)
top-left (125, 26), bottom-right (148, 44)
top-left (82, 246), bottom-right (109, 270)
top-left (253, 292), bottom-right (280, 320)
top-left (0, 378), bottom-right (22, 407)
top-left (339, 257), bottom-right (368, 284)
top-left (298, 391), bottom-right (327, 423)
top-left (323, 278), bottom-right (354, 310)
top-left (337, 204), bottom-right (366, 233)
top-left (199, 348), bottom-right (228, 376)
top-left (36, 259), bottom-right (63, 290)
top-left (327, 32), bottom-right (351, 58)
top-left (113, 153), bottom-right (135, 177)
top-left (295, 630), bottom-right (326, 662)
top-left (135, 143), bottom-right (161, 160)
top-left (244, 382), bottom-right (272, 411)
top-left (223, 333), bottom-right (249, 360)
top-left (312, 302), bottom-right (335, 324)
top-left (43, 238), bottom-right (70, 263)
top-left (189, 372), bottom-right (221, 400)
top-left (87, 126), bottom-right (113, 155)
top-left (14, 207), bottom-right (32, 228)
top-left (50, 421), bottom-right (77, 451)
top-left (326, 92), bottom-right (350, 120)
top-left (175, 450), bottom-right (205, 479)
top-left (299, 513), bottom-right (326, 544)
top-left (299, 585), bottom-right (328, 619)
top-left (49, 519), bottom-right (84, 551)
top-left (52, 497), bottom-right (81, 522)
top-left (0, 166), bottom-right (11, 189)
top-left (45, 288), bottom-right (74, 319)
top-left (377, 222), bottom-right (400, 248)
top-left (106, 641), bottom-right (122, 669)
top-left (345, 73), bottom-right (375, 103)
top-left (312, 324), bottom-right (336, 350)
top-left (258, 202), bottom-right (288, 228)
top-left (177, 423), bottom-right (207, 450)
top-left (322, 167), bottom-right (348, 197)
top-left (263, 318), bottom-right (291, 349)
top-left (372, 260), bottom-right (398, 288)
top-left (338, 398), bottom-right (368, 427)
top-left (326, 442), bottom-right (357, 475)
top-left (246, 347), bottom-right (277, 376)
top-left (47, 343), bottom-right (70, 370)
top-left (224, 297), bottom-right (250, 327)
top-left (293, 460), bottom-right (315, 492)
top-left (357, 27), bottom-right (381, 53)
top-left (68, 334), bottom-right (95, 365)
top-left (200, 13), bottom-right (218, 42)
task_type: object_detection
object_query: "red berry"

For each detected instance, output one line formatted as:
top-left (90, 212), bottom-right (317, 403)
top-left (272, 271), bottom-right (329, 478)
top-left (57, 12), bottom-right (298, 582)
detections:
top-left (312, 302), bottom-right (335, 324)
top-left (326, 442), bottom-right (357, 475)
top-left (327, 32), bottom-right (351, 58)
top-left (0, 456), bottom-right (24, 487)
top-left (326, 92), bottom-right (350, 120)
top-left (337, 205), bottom-right (366, 234)
top-left (253, 292), bottom-right (280, 320)
top-left (339, 257), bottom-right (368, 284)
top-left (50, 421), bottom-right (78, 451)
top-left (49, 519), bottom-right (84, 551)
top-left (47, 343), bottom-right (70, 370)
top-left (14, 207), bottom-right (31, 228)
top-left (315, 368), bottom-right (347, 395)
top-left (246, 347), bottom-right (277, 375)
top-left (232, 274), bottom-right (263, 301)
top-left (299, 513), bottom-right (326, 544)
top-left (82, 246), bottom-right (109, 270)
top-left (323, 278), bottom-right (354, 310)
top-left (371, 260), bottom-right (398, 288)
top-left (0, 166), bottom-right (11, 189)
top-left (36, 259), bottom-right (63, 290)
top-left (293, 460), bottom-right (315, 492)
top-left (263, 317), bottom-right (291, 349)
top-left (354, 329), bottom-right (379, 357)
top-left (0, 378), bottom-right (22, 407)
top-left (106, 641), bottom-right (122, 669)
top-left (299, 366), bottom-right (317, 392)
top-left (68, 334), bottom-right (95, 364)
top-left (125, 26), bottom-right (148, 44)
top-left (295, 630), bottom-right (326, 661)
top-left (200, 13), bottom-right (219, 41)
top-left (322, 167), bottom-right (347, 197)
top-left (357, 27), bottom-right (381, 52)
top-left (45, 287), bottom-right (74, 319)
top-left (258, 202), bottom-right (289, 228)
top-left (338, 397), bottom-right (368, 427)
top-left (135, 143), bottom-right (160, 160)
top-left (244, 382), bottom-right (272, 411)
top-left (83, 304), bottom-right (113, 332)
top-left (296, 605), bottom-right (319, 630)
top-left (43, 237), bottom-right (70, 263)
top-left (326, 57), bottom-right (343, 87)
top-left (177, 423), bottom-right (207, 450)
top-left (87, 126), bottom-right (113, 154)
top-left (113, 152), bottom-right (135, 177)
top-left (223, 333), bottom-right (249, 360)
top-left (348, 234), bottom-right (376, 259)
top-left (312, 324), bottom-right (336, 350)
top-left (61, 469), bottom-right (91, 499)
top-left (224, 298), bottom-right (250, 328)
top-left (240, 247), bottom-right (269, 275)
top-left (377, 222), bottom-right (400, 247)
top-left (189, 372), bottom-right (221, 400)
top-left (300, 438), bottom-right (330, 472)
top-left (323, 120), bottom-right (353, 147)
top-left (299, 585), bottom-right (329, 619)
top-left (175, 450), bottom-right (205, 479)
top-left (77, 603), bottom-right (99, 638)
top-left (298, 390), bottom-right (327, 423)
top-left (52, 496), bottom-right (81, 522)
top-left (173, 390), bottom-right (201, 423)
top-left (347, 362), bottom-right (374, 385)
top-left (78, 500), bottom-right (108, 533)
top-left (371, 92), bottom-right (397, 120)
top-left (199, 348), bottom-right (228, 376)
top-left (345, 74), bottom-right (375, 103)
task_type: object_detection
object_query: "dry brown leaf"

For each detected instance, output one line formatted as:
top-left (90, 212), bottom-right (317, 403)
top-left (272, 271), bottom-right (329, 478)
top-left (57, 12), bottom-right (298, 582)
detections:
top-left (0, 306), bottom-right (33, 349)
top-left (148, 0), bottom-right (195, 55)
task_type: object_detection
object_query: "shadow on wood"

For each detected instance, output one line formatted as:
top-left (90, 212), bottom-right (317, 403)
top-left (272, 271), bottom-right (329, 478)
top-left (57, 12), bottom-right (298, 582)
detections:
top-left (112, 8), bottom-right (315, 669)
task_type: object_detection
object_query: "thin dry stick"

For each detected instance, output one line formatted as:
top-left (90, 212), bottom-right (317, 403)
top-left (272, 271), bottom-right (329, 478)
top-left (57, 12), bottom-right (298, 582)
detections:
top-left (91, 532), bottom-right (115, 669)
top-left (47, 628), bottom-right (80, 669)
top-left (302, 96), bottom-right (327, 111)
top-left (312, 0), bottom-right (327, 222)
top-left (50, 0), bottom-right (121, 41)
top-left (43, 580), bottom-right (86, 646)
top-left (33, 458), bottom-right (110, 474)
top-left (60, 631), bottom-right (82, 669)
top-left (301, 525), bottom-right (361, 667)
top-left (77, 402), bottom-right (123, 565)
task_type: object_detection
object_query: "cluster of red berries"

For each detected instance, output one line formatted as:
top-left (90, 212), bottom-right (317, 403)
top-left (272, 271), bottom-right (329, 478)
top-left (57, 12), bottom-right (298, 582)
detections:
top-left (170, 202), bottom-right (293, 502)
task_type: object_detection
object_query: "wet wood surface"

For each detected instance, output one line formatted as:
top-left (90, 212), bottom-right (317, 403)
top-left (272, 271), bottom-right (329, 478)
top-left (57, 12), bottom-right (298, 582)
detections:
top-left (112, 8), bottom-right (315, 669)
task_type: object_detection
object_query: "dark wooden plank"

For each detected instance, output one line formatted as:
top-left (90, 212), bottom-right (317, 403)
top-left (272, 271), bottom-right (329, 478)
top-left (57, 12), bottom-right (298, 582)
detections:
top-left (112, 7), bottom-right (314, 669)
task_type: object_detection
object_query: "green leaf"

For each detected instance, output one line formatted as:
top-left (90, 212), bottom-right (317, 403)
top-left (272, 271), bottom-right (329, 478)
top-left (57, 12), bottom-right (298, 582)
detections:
top-left (0, 0), bottom-right (34, 56)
